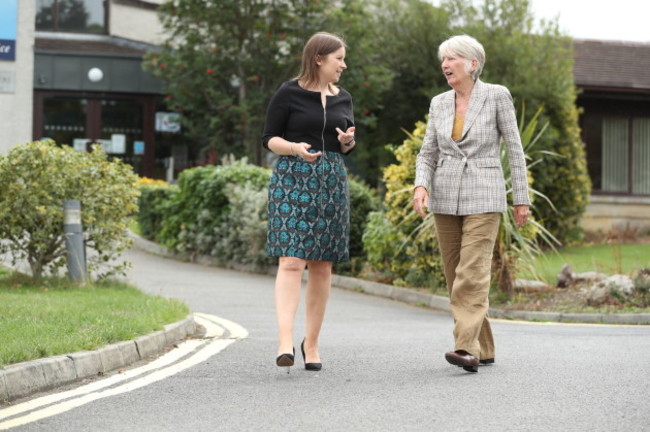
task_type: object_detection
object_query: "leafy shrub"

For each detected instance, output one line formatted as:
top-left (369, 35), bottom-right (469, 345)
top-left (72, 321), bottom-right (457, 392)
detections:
top-left (363, 121), bottom-right (446, 289)
top-left (138, 182), bottom-right (179, 241)
top-left (209, 182), bottom-right (274, 270)
top-left (336, 176), bottom-right (381, 274)
top-left (0, 140), bottom-right (138, 279)
top-left (364, 106), bottom-right (558, 293)
top-left (159, 156), bottom-right (271, 253)
top-left (492, 107), bottom-right (560, 294)
top-left (137, 156), bottom-right (377, 273)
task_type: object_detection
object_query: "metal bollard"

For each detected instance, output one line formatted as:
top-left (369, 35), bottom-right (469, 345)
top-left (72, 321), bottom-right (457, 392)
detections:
top-left (63, 200), bottom-right (87, 283)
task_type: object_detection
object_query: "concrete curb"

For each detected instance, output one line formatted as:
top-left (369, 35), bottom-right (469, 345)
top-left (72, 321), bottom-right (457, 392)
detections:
top-left (130, 232), bottom-right (650, 325)
top-left (128, 232), bottom-right (277, 275)
top-left (0, 315), bottom-right (196, 402)
top-left (330, 274), bottom-right (650, 325)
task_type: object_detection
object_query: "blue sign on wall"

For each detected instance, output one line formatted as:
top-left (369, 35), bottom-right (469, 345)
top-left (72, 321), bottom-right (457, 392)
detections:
top-left (0, 0), bottom-right (18, 61)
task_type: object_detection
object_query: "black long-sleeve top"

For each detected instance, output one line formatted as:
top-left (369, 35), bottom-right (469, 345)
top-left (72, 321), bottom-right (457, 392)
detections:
top-left (261, 80), bottom-right (355, 154)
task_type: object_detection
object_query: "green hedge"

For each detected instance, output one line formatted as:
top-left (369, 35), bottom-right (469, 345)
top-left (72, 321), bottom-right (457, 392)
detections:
top-left (137, 157), bottom-right (379, 271)
top-left (138, 184), bottom-right (179, 242)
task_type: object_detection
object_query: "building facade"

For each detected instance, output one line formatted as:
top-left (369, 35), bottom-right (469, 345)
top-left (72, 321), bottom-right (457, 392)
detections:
top-left (574, 39), bottom-right (650, 232)
top-left (0, 0), bottom-right (192, 179)
top-left (0, 0), bottom-right (35, 151)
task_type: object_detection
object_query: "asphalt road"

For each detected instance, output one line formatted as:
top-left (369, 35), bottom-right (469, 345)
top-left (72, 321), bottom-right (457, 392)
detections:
top-left (5, 249), bottom-right (650, 431)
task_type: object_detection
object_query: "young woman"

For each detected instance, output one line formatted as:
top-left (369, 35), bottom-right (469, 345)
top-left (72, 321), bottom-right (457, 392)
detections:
top-left (261, 32), bottom-right (356, 372)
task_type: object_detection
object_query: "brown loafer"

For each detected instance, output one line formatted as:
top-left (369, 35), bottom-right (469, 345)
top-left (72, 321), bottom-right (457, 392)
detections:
top-left (445, 351), bottom-right (479, 373)
top-left (480, 358), bottom-right (495, 365)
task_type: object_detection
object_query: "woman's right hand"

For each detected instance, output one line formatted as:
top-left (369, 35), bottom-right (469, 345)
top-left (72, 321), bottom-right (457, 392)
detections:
top-left (293, 142), bottom-right (322, 162)
top-left (413, 186), bottom-right (429, 219)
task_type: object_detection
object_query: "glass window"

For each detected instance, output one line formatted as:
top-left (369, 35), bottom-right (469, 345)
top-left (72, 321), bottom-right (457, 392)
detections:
top-left (593, 116), bottom-right (650, 195)
top-left (601, 118), bottom-right (629, 193)
top-left (36, 0), bottom-right (106, 34)
top-left (633, 118), bottom-right (650, 195)
top-left (100, 99), bottom-right (145, 174)
top-left (41, 97), bottom-right (88, 148)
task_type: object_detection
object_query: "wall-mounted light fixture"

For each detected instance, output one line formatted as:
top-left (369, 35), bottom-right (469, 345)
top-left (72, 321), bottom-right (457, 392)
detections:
top-left (87, 67), bottom-right (104, 82)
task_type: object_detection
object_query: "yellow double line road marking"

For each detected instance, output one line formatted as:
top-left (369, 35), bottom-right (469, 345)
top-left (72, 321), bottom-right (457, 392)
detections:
top-left (0, 314), bottom-right (247, 430)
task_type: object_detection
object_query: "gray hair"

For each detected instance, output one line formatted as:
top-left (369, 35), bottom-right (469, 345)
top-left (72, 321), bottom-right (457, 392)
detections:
top-left (438, 35), bottom-right (486, 81)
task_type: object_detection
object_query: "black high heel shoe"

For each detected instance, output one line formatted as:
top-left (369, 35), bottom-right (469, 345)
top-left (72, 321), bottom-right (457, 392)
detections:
top-left (301, 339), bottom-right (322, 371)
top-left (276, 348), bottom-right (295, 374)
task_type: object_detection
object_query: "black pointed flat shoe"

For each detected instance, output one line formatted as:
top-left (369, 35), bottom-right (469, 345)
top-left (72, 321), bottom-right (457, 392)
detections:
top-left (301, 339), bottom-right (322, 371)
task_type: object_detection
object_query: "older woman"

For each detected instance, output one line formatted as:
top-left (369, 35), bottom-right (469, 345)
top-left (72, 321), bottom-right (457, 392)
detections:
top-left (413, 35), bottom-right (530, 373)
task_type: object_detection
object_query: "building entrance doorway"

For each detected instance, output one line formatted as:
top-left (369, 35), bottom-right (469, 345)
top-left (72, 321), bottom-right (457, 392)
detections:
top-left (33, 91), bottom-right (155, 177)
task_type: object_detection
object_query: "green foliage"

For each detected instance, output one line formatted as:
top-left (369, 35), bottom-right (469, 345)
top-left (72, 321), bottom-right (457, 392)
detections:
top-left (206, 182), bottom-right (274, 270)
top-left (360, 0), bottom-right (590, 244)
top-left (146, 0), bottom-right (391, 166)
top-left (442, 0), bottom-right (591, 244)
top-left (363, 121), bottom-right (446, 289)
top-left (492, 106), bottom-right (560, 293)
top-left (364, 0), bottom-right (452, 183)
top-left (160, 156), bottom-right (272, 254)
top-left (335, 176), bottom-right (381, 274)
top-left (0, 141), bottom-right (139, 280)
top-left (347, 177), bottom-right (381, 259)
top-left (138, 183), bottom-right (179, 241)
top-left (0, 272), bottom-right (189, 367)
top-left (365, 105), bottom-right (559, 295)
top-left (137, 156), bottom-right (377, 272)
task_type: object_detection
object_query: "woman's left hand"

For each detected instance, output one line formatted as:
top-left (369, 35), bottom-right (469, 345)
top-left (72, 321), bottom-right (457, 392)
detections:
top-left (336, 126), bottom-right (356, 150)
top-left (513, 205), bottom-right (530, 229)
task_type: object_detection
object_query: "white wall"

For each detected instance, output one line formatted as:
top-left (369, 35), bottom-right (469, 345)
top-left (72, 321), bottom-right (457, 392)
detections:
top-left (0, 0), bottom-right (35, 153)
top-left (110, 1), bottom-right (165, 45)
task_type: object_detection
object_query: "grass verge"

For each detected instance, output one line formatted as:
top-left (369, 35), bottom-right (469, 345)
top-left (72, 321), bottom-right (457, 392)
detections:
top-left (0, 269), bottom-right (190, 368)
top-left (518, 243), bottom-right (650, 284)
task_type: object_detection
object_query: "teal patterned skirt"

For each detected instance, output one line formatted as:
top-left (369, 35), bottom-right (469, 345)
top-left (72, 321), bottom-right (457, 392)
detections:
top-left (267, 151), bottom-right (350, 262)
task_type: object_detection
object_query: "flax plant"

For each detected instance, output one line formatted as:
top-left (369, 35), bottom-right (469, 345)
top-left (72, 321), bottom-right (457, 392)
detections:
top-left (409, 106), bottom-right (560, 295)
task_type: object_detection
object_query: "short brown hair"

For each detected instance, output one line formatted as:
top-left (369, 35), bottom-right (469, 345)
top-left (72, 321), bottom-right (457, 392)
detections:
top-left (295, 32), bottom-right (347, 89)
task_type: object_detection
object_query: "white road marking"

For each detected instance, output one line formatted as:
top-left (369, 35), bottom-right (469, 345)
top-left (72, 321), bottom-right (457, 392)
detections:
top-left (0, 314), bottom-right (247, 430)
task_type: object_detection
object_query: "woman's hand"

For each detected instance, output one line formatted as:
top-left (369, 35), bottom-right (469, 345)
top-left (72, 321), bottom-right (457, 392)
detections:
top-left (413, 186), bottom-right (429, 219)
top-left (292, 142), bottom-right (321, 162)
top-left (513, 205), bottom-right (530, 228)
top-left (336, 126), bottom-right (356, 152)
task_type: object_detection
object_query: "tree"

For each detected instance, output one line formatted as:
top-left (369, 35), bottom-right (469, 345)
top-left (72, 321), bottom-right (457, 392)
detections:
top-left (364, 0), bottom-right (453, 185)
top-left (363, 0), bottom-right (589, 243)
top-left (146, 0), bottom-right (327, 165)
top-left (0, 141), bottom-right (139, 280)
top-left (443, 0), bottom-right (591, 244)
top-left (147, 0), bottom-right (392, 167)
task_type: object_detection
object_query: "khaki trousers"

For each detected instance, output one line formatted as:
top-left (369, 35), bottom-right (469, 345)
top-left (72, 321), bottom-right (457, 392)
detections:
top-left (434, 213), bottom-right (501, 360)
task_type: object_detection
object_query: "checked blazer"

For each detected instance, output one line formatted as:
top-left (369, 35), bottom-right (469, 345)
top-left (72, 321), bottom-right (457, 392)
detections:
top-left (414, 79), bottom-right (531, 215)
